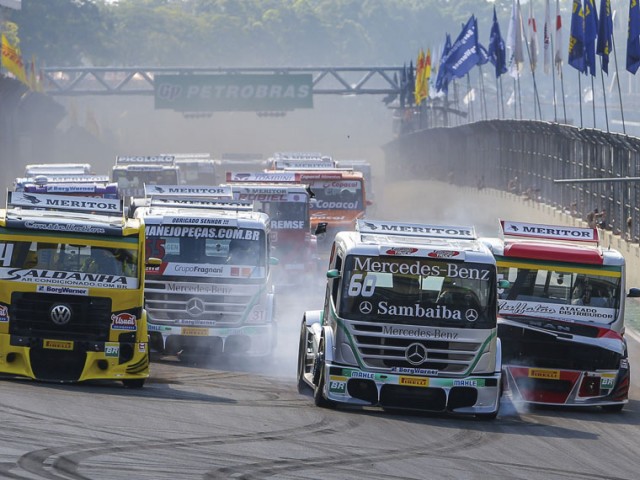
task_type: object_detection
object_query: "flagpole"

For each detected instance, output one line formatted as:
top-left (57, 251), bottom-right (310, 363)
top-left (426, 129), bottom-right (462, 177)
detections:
top-left (590, 75), bottom-right (596, 128)
top-left (599, 58), bottom-right (609, 132)
top-left (466, 73), bottom-right (474, 122)
top-left (479, 66), bottom-right (488, 120)
top-left (560, 67), bottom-right (568, 123)
top-left (578, 73), bottom-right (584, 128)
top-left (578, 72), bottom-right (584, 128)
top-left (610, 20), bottom-right (626, 134)
top-left (500, 76), bottom-right (505, 118)
top-left (551, 36), bottom-right (558, 121)
top-left (513, 78), bottom-right (518, 119)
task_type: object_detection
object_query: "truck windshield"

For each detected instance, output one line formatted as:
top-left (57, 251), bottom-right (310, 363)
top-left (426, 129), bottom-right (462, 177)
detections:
top-left (496, 262), bottom-right (622, 325)
top-left (261, 202), bottom-right (309, 230)
top-left (145, 228), bottom-right (267, 278)
top-left (0, 240), bottom-right (139, 289)
top-left (310, 180), bottom-right (363, 211)
top-left (339, 255), bottom-right (496, 328)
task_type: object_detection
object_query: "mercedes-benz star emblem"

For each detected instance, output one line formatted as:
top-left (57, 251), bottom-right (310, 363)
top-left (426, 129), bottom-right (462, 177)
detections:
top-left (186, 298), bottom-right (205, 317)
top-left (465, 309), bottom-right (479, 322)
top-left (405, 342), bottom-right (428, 366)
top-left (50, 304), bottom-right (72, 326)
top-left (359, 301), bottom-right (373, 314)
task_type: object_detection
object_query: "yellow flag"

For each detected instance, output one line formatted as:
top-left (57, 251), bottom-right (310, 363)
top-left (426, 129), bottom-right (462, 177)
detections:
top-left (1, 33), bottom-right (28, 85)
top-left (414, 49), bottom-right (425, 105)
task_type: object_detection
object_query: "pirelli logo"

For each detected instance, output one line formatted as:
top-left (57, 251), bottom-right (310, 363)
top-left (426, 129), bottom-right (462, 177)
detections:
top-left (528, 368), bottom-right (560, 380)
top-left (181, 327), bottom-right (209, 336)
top-left (43, 339), bottom-right (74, 351)
top-left (399, 376), bottom-right (429, 387)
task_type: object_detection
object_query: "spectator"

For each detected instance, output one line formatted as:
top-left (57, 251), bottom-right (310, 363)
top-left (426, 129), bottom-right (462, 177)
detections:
top-left (627, 216), bottom-right (633, 240)
top-left (507, 176), bottom-right (520, 194)
top-left (596, 209), bottom-right (607, 229)
top-left (587, 208), bottom-right (598, 228)
top-left (477, 175), bottom-right (485, 190)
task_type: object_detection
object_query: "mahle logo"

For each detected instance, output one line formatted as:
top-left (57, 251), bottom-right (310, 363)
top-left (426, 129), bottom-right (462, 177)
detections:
top-left (157, 83), bottom-right (182, 101)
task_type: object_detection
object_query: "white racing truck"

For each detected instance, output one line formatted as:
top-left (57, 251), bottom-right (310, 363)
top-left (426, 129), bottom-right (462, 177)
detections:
top-left (297, 219), bottom-right (502, 417)
top-left (131, 185), bottom-right (276, 363)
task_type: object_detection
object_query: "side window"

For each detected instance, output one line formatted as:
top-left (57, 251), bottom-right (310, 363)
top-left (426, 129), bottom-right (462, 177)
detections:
top-left (330, 253), bottom-right (343, 305)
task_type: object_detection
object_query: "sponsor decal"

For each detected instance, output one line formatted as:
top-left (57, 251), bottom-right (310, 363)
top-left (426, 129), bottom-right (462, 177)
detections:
top-left (47, 185), bottom-right (97, 193)
top-left (399, 376), bottom-right (429, 387)
top-left (353, 258), bottom-right (490, 280)
top-left (181, 327), bottom-right (209, 336)
top-left (230, 172), bottom-right (297, 182)
top-left (311, 201), bottom-right (357, 209)
top-left (0, 305), bottom-right (9, 322)
top-left (349, 371), bottom-right (375, 379)
top-left (600, 375), bottom-right (615, 388)
top-left (528, 368), bottom-right (561, 380)
top-left (111, 313), bottom-right (137, 331)
top-left (385, 247), bottom-right (419, 256)
top-left (427, 250), bottom-right (461, 259)
top-left (0, 268), bottom-right (134, 290)
top-left (378, 302), bottom-right (462, 321)
top-left (329, 376), bottom-right (347, 393)
top-left (104, 343), bottom-right (120, 357)
top-left (382, 325), bottom-right (459, 340)
top-left (10, 192), bottom-right (121, 213)
top-left (502, 220), bottom-right (597, 242)
top-left (453, 379), bottom-right (478, 387)
top-left (230, 267), bottom-right (254, 277)
top-left (271, 220), bottom-right (305, 230)
top-left (116, 155), bottom-right (175, 164)
top-left (43, 339), bottom-right (73, 351)
top-left (391, 367), bottom-right (438, 375)
top-left (36, 285), bottom-right (88, 296)
top-left (138, 343), bottom-right (147, 353)
top-left (499, 300), bottom-right (615, 322)
top-left (147, 185), bottom-right (231, 196)
top-left (146, 225), bottom-right (257, 239)
top-left (358, 220), bottom-right (476, 239)
top-left (166, 283), bottom-right (232, 295)
top-left (23, 221), bottom-right (108, 234)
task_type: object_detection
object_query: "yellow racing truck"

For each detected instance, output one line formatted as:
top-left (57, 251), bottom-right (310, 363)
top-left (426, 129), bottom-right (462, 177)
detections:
top-left (0, 192), bottom-right (149, 387)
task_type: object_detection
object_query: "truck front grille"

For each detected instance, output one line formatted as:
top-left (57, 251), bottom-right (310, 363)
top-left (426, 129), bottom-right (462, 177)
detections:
top-left (349, 320), bottom-right (482, 374)
top-left (10, 292), bottom-right (112, 342)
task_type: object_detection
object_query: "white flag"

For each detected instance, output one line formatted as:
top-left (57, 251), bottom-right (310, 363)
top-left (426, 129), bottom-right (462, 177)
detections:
top-left (543, 0), bottom-right (551, 74)
top-left (554, 0), bottom-right (563, 74)
top-left (507, 0), bottom-right (525, 78)
top-left (528, 0), bottom-right (539, 72)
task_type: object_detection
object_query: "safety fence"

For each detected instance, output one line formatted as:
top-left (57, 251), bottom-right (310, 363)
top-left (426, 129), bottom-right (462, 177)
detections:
top-left (383, 119), bottom-right (640, 242)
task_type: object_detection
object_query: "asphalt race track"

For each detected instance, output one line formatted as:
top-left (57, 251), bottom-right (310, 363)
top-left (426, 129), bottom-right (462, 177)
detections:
top-left (0, 181), bottom-right (638, 480)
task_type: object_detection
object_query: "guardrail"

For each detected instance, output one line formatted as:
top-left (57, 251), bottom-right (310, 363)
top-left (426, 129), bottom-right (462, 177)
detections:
top-left (384, 119), bottom-right (640, 243)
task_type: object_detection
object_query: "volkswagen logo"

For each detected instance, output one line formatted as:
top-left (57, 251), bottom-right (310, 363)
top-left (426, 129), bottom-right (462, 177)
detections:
top-left (405, 342), bottom-right (428, 366)
top-left (186, 298), bottom-right (205, 317)
top-left (50, 304), bottom-right (72, 326)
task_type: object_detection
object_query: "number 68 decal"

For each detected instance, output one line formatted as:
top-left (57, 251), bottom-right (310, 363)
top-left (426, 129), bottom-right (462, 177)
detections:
top-left (348, 273), bottom-right (377, 297)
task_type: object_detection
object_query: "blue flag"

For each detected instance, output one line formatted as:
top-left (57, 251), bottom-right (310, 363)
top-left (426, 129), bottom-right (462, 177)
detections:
top-left (444, 16), bottom-right (481, 79)
top-left (597, 0), bottom-right (612, 74)
top-left (584, 0), bottom-right (598, 76)
top-left (488, 6), bottom-right (508, 78)
top-left (628, 0), bottom-right (640, 73)
top-left (435, 34), bottom-right (453, 93)
top-left (568, 0), bottom-right (586, 73)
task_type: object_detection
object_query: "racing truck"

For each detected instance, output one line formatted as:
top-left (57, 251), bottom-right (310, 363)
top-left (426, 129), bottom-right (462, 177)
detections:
top-left (16, 175), bottom-right (118, 198)
top-left (0, 192), bottom-right (149, 387)
top-left (482, 220), bottom-right (633, 411)
top-left (297, 219), bottom-right (502, 418)
top-left (223, 180), bottom-right (319, 289)
top-left (112, 155), bottom-right (180, 201)
top-left (131, 185), bottom-right (276, 363)
top-left (228, 169), bottom-right (369, 255)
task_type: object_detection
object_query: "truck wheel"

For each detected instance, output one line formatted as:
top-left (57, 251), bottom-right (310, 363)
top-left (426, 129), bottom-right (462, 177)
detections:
top-left (297, 323), bottom-right (311, 393)
top-left (313, 360), bottom-right (335, 409)
top-left (122, 379), bottom-right (145, 389)
top-left (602, 403), bottom-right (624, 413)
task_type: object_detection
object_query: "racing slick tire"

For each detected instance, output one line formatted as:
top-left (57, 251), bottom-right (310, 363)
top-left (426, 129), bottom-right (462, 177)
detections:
top-left (313, 346), bottom-right (336, 409)
top-left (122, 379), bottom-right (145, 389)
top-left (297, 323), bottom-right (311, 394)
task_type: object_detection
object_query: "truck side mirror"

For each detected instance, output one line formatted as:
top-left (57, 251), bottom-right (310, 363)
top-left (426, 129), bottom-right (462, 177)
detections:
top-left (315, 222), bottom-right (328, 236)
top-left (326, 269), bottom-right (341, 279)
top-left (627, 287), bottom-right (640, 297)
top-left (498, 279), bottom-right (511, 289)
top-left (270, 257), bottom-right (279, 265)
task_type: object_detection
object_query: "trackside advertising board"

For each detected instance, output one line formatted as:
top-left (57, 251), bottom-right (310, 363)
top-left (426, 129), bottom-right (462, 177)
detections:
top-left (154, 74), bottom-right (314, 112)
